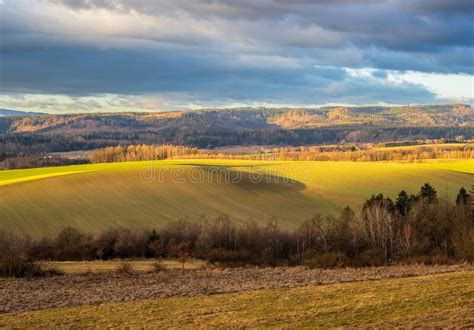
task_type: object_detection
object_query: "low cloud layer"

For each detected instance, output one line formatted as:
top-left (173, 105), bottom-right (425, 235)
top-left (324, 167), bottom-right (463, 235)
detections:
top-left (0, 0), bottom-right (472, 112)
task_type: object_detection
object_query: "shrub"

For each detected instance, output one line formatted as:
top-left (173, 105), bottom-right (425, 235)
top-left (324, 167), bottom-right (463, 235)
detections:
top-left (1, 259), bottom-right (37, 278)
top-left (0, 231), bottom-right (63, 277)
top-left (51, 227), bottom-right (95, 260)
top-left (452, 230), bottom-right (474, 262)
top-left (402, 255), bottom-right (454, 266)
top-left (152, 261), bottom-right (166, 272)
top-left (451, 210), bottom-right (474, 262)
top-left (116, 262), bottom-right (134, 275)
top-left (351, 249), bottom-right (384, 267)
top-left (176, 242), bottom-right (191, 270)
top-left (0, 258), bottom-right (63, 278)
top-left (94, 227), bottom-right (148, 260)
top-left (303, 251), bottom-right (349, 269)
top-left (207, 249), bottom-right (252, 266)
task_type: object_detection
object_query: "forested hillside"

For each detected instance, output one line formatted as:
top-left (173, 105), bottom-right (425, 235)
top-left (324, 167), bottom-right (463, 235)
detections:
top-left (0, 105), bottom-right (472, 154)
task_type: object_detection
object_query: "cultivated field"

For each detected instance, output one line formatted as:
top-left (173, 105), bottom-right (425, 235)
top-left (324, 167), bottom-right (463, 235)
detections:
top-left (1, 267), bottom-right (472, 327)
top-left (0, 159), bottom-right (472, 236)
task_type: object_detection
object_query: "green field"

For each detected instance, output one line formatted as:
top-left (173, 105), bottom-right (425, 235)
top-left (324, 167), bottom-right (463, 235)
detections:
top-left (1, 271), bottom-right (472, 328)
top-left (0, 159), bottom-right (472, 236)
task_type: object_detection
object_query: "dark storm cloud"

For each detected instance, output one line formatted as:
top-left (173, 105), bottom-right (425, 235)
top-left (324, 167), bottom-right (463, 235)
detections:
top-left (0, 46), bottom-right (435, 104)
top-left (0, 0), bottom-right (471, 105)
top-left (46, 0), bottom-right (473, 52)
top-left (395, 0), bottom-right (474, 15)
top-left (0, 48), bottom-right (349, 95)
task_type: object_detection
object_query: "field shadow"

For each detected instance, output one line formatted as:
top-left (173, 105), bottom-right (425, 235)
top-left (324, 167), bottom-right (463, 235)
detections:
top-left (174, 164), bottom-right (306, 192)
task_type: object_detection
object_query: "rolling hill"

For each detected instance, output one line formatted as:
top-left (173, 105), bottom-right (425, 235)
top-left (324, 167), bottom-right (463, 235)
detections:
top-left (0, 159), bottom-right (472, 237)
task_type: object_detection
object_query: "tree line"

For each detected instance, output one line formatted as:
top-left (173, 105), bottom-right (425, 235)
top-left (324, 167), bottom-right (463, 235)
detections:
top-left (262, 144), bottom-right (473, 161)
top-left (0, 155), bottom-right (88, 170)
top-left (1, 126), bottom-right (472, 156)
top-left (91, 142), bottom-right (473, 164)
top-left (176, 143), bottom-right (473, 162)
top-left (2, 142), bottom-right (471, 169)
top-left (91, 145), bottom-right (198, 163)
top-left (1, 184), bottom-right (472, 276)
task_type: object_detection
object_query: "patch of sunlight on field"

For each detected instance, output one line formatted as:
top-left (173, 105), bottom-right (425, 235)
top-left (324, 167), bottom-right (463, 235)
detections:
top-left (0, 170), bottom-right (95, 186)
top-left (419, 160), bottom-right (474, 174)
top-left (0, 161), bottom-right (166, 185)
top-left (1, 271), bottom-right (472, 328)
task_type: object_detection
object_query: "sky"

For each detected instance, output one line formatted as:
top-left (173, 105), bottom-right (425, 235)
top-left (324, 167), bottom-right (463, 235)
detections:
top-left (0, 0), bottom-right (473, 113)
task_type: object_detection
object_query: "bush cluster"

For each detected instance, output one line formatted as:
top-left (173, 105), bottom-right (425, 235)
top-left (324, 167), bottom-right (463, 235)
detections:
top-left (0, 231), bottom-right (63, 277)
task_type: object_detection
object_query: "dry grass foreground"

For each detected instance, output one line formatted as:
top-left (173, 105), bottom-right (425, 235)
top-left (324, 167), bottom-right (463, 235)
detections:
top-left (2, 264), bottom-right (471, 313)
top-left (0, 269), bottom-right (472, 328)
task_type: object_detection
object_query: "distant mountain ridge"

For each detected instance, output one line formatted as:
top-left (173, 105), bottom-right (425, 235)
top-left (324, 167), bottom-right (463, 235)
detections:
top-left (0, 109), bottom-right (45, 117)
top-left (1, 104), bottom-right (472, 133)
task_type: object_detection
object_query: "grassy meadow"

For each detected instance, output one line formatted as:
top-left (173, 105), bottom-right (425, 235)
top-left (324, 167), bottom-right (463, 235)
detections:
top-left (0, 159), bottom-right (472, 236)
top-left (1, 270), bottom-right (472, 328)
